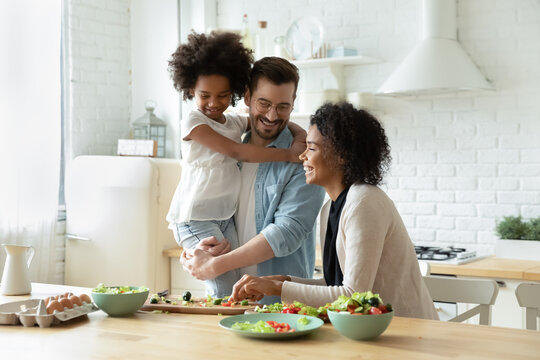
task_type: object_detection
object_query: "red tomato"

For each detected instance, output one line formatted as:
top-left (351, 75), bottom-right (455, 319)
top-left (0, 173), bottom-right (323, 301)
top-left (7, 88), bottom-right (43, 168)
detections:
top-left (221, 301), bottom-right (231, 307)
top-left (378, 305), bottom-right (388, 313)
top-left (369, 307), bottom-right (382, 315)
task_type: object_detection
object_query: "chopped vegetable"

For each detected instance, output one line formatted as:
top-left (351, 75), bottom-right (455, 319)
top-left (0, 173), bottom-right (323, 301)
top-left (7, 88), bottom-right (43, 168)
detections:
top-left (182, 291), bottom-right (192, 301)
top-left (92, 283), bottom-right (148, 294)
top-left (231, 320), bottom-right (296, 333)
top-left (297, 317), bottom-right (310, 326)
top-left (327, 291), bottom-right (392, 315)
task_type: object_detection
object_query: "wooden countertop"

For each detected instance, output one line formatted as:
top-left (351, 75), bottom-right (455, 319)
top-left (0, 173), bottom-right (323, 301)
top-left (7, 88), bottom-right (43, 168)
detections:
top-left (2, 283), bottom-right (540, 359)
top-left (430, 256), bottom-right (540, 280)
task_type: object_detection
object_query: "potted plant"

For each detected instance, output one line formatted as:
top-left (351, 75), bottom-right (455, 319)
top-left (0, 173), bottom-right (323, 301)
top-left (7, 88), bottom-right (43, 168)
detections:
top-left (495, 216), bottom-right (540, 261)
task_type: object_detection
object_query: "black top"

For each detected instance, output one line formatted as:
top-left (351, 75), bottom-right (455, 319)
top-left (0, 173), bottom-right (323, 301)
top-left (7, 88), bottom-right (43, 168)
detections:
top-left (323, 187), bottom-right (350, 286)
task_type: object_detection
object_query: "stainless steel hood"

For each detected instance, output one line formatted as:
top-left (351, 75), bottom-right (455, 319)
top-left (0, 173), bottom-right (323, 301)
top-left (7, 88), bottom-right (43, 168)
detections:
top-left (377, 0), bottom-right (494, 96)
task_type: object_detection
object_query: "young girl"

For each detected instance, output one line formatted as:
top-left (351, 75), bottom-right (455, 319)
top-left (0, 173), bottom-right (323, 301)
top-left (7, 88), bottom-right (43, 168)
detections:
top-left (166, 31), bottom-right (305, 298)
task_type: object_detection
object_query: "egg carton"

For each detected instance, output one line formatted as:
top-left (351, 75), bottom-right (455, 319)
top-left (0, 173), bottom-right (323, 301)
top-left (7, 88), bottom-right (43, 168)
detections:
top-left (0, 298), bottom-right (99, 328)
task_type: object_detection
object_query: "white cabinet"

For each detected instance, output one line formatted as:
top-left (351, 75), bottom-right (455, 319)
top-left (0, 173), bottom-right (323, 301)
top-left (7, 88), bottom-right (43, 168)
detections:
top-left (170, 257), bottom-right (206, 298)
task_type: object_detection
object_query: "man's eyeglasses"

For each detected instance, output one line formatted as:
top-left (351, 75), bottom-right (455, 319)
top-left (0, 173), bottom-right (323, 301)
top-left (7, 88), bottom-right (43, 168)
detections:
top-left (255, 99), bottom-right (293, 117)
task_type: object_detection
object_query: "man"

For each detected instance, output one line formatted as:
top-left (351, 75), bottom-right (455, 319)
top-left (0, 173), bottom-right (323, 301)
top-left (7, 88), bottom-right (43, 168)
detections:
top-left (181, 57), bottom-right (325, 302)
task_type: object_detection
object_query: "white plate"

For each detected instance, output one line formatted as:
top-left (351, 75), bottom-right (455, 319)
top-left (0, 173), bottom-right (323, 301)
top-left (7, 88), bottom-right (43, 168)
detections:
top-left (286, 17), bottom-right (324, 60)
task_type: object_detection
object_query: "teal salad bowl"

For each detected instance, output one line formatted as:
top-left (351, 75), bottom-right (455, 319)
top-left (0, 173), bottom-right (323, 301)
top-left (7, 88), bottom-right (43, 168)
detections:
top-left (91, 285), bottom-right (149, 317)
top-left (328, 309), bottom-right (394, 340)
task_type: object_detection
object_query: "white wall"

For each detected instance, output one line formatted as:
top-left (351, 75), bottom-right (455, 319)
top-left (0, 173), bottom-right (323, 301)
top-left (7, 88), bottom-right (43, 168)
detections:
top-left (216, 0), bottom-right (540, 254)
top-left (65, 0), bottom-right (132, 159)
top-left (131, 0), bottom-right (180, 158)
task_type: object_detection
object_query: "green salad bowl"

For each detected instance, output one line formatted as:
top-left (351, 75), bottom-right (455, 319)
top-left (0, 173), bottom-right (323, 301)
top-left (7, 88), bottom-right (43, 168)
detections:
top-left (328, 310), bottom-right (394, 340)
top-left (91, 286), bottom-right (149, 317)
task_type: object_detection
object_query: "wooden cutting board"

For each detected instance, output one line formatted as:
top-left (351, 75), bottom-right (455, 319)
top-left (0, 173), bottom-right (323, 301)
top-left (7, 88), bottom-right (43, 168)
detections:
top-left (140, 297), bottom-right (258, 315)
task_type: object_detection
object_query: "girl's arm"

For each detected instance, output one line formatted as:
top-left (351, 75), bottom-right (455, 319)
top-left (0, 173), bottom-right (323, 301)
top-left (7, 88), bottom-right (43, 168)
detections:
top-left (288, 121), bottom-right (307, 159)
top-left (187, 124), bottom-right (300, 163)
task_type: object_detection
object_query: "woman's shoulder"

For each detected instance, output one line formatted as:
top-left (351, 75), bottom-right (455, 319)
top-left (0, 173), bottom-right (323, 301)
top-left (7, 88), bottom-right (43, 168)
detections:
top-left (348, 183), bottom-right (390, 201)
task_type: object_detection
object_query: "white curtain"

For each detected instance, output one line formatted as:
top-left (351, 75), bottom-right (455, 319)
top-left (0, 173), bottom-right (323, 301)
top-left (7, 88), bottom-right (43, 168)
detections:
top-left (0, 1), bottom-right (62, 283)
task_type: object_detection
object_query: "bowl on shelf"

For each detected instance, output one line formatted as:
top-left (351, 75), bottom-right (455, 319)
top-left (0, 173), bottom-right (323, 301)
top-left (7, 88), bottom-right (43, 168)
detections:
top-left (327, 310), bottom-right (394, 340)
top-left (91, 286), bottom-right (149, 317)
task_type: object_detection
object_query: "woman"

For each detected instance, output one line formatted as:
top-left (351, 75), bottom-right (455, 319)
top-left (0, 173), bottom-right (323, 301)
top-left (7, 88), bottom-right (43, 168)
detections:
top-left (230, 102), bottom-right (438, 320)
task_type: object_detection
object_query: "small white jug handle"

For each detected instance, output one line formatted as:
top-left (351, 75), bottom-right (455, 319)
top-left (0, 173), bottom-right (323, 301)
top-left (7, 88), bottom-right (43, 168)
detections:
top-left (27, 246), bottom-right (35, 268)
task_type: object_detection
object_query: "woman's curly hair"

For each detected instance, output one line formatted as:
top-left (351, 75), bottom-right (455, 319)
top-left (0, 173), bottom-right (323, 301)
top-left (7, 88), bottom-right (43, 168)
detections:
top-left (310, 102), bottom-right (392, 187)
top-left (168, 31), bottom-right (254, 106)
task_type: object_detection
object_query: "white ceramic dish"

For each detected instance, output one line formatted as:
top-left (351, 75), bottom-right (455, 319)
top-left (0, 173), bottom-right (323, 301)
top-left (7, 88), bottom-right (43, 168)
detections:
top-left (286, 16), bottom-right (324, 60)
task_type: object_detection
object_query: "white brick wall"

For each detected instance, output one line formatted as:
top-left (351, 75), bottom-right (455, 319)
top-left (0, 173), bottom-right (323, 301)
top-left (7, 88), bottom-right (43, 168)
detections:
top-left (65, 0), bottom-right (131, 158)
top-left (216, 0), bottom-right (540, 254)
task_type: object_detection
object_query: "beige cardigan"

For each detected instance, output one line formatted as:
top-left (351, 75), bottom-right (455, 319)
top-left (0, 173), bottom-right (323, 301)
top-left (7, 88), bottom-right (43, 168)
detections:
top-left (282, 184), bottom-right (438, 320)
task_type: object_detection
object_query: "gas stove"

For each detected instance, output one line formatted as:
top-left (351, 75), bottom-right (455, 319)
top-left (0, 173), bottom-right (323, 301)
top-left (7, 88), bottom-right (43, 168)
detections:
top-left (415, 246), bottom-right (483, 265)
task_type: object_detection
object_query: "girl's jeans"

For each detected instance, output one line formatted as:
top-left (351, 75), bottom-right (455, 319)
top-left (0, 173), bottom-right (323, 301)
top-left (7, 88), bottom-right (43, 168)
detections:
top-left (172, 217), bottom-right (240, 298)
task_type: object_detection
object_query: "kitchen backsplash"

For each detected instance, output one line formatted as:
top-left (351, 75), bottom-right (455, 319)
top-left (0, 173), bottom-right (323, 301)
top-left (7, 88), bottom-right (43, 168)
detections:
top-left (215, 0), bottom-right (540, 255)
top-left (62, 0), bottom-right (540, 281)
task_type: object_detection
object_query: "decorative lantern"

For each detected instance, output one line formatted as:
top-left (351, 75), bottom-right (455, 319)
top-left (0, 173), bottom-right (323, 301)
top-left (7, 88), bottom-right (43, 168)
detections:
top-left (132, 100), bottom-right (167, 157)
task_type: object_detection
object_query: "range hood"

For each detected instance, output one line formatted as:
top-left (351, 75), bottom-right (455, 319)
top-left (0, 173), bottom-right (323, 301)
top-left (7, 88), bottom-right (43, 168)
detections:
top-left (377, 0), bottom-right (493, 96)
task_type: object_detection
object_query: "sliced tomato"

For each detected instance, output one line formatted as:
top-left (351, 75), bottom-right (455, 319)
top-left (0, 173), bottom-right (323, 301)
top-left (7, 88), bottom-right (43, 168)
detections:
top-left (378, 304), bottom-right (388, 313)
top-left (369, 307), bottom-right (382, 315)
top-left (221, 301), bottom-right (231, 307)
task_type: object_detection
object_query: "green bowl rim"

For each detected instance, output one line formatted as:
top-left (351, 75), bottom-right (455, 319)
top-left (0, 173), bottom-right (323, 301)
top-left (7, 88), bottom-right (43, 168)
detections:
top-left (91, 286), bottom-right (149, 295)
top-left (327, 309), bottom-right (394, 315)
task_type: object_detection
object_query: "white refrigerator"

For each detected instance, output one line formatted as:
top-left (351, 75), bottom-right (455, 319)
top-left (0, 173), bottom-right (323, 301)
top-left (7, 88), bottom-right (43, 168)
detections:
top-left (64, 155), bottom-right (181, 293)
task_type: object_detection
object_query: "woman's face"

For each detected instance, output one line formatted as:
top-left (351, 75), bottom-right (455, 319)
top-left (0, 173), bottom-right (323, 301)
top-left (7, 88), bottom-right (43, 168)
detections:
top-left (299, 125), bottom-right (344, 192)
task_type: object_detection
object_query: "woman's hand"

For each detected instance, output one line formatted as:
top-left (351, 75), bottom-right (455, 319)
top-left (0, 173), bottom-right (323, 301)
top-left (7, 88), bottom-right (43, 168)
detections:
top-left (180, 248), bottom-right (220, 280)
top-left (229, 274), bottom-right (285, 302)
top-left (260, 275), bottom-right (291, 282)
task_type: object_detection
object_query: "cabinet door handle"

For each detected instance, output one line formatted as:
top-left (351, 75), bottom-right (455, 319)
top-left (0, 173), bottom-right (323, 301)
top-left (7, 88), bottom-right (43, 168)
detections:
top-left (65, 233), bottom-right (91, 241)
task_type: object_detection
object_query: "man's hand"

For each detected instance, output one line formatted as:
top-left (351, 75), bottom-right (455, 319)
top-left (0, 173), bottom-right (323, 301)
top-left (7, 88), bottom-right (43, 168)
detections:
top-left (180, 248), bottom-right (220, 280)
top-left (229, 274), bottom-right (284, 302)
top-left (195, 236), bottom-right (231, 256)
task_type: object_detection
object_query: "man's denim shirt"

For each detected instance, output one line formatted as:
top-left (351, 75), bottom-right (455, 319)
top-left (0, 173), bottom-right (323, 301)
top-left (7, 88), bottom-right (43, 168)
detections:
top-left (243, 127), bottom-right (326, 284)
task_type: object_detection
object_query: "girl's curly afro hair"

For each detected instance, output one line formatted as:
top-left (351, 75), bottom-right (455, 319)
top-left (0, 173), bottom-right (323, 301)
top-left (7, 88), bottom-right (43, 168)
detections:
top-left (310, 102), bottom-right (392, 187)
top-left (168, 31), bottom-right (254, 106)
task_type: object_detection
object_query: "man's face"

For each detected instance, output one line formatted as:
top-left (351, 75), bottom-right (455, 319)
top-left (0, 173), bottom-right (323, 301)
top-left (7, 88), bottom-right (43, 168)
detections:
top-left (244, 77), bottom-right (295, 144)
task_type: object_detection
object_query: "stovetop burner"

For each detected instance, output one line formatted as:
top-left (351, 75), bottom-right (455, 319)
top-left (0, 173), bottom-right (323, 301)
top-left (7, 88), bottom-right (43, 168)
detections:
top-left (415, 246), bottom-right (472, 261)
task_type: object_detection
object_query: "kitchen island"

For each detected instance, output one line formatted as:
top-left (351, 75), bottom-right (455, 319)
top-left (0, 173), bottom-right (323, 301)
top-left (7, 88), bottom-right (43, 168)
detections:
top-left (1, 283), bottom-right (539, 359)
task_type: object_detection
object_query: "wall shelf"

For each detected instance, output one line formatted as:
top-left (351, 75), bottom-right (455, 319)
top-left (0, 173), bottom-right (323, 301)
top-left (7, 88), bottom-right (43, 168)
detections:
top-left (291, 55), bottom-right (382, 69)
top-left (291, 55), bottom-right (383, 102)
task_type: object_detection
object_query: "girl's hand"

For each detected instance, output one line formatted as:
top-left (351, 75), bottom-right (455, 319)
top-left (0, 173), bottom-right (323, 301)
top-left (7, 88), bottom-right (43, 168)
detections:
top-left (289, 139), bottom-right (306, 163)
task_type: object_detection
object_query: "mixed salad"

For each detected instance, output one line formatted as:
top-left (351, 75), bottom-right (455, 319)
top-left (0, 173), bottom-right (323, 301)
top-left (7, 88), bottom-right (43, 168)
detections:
top-left (254, 301), bottom-right (328, 320)
top-left (92, 283), bottom-right (149, 294)
top-left (327, 291), bottom-right (393, 315)
top-left (232, 317), bottom-right (311, 333)
top-left (254, 291), bottom-right (393, 318)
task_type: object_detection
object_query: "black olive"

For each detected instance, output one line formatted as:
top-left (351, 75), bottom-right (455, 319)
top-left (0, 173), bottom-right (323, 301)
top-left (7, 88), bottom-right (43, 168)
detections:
top-left (368, 297), bottom-right (380, 307)
top-left (386, 303), bottom-right (393, 312)
top-left (165, 299), bottom-right (172, 304)
top-left (150, 297), bottom-right (158, 304)
top-left (182, 291), bottom-right (192, 301)
top-left (360, 296), bottom-right (368, 304)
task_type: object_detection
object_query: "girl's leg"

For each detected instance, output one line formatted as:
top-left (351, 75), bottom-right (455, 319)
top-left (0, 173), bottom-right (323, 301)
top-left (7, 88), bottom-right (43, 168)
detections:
top-left (212, 217), bottom-right (241, 297)
top-left (172, 220), bottom-right (236, 298)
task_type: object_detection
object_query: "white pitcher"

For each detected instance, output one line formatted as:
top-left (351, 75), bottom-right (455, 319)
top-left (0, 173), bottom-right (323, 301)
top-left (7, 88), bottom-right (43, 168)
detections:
top-left (0, 244), bottom-right (34, 295)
